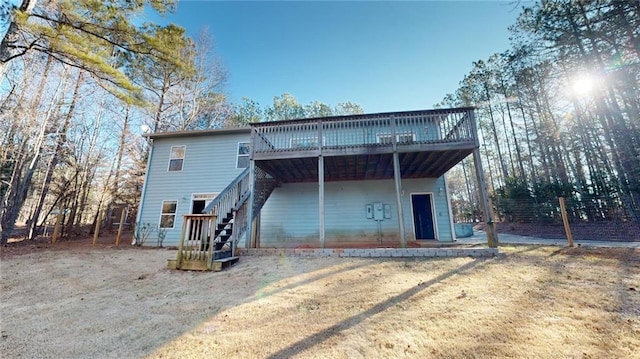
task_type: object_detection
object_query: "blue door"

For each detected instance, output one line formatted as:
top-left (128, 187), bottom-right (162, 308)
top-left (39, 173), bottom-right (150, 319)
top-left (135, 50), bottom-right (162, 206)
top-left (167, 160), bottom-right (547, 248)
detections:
top-left (411, 194), bottom-right (435, 240)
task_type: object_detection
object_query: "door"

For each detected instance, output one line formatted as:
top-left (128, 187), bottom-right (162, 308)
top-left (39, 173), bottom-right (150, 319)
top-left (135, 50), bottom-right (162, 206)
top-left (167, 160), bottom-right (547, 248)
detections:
top-left (191, 200), bottom-right (206, 214)
top-left (190, 194), bottom-right (217, 249)
top-left (411, 194), bottom-right (436, 240)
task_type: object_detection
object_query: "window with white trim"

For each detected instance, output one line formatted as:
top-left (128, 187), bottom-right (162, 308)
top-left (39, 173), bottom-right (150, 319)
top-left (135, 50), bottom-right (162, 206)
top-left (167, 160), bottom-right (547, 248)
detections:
top-left (397, 133), bottom-right (416, 144)
top-left (377, 134), bottom-right (393, 145)
top-left (376, 132), bottom-right (416, 145)
top-left (168, 146), bottom-right (185, 171)
top-left (160, 200), bottom-right (177, 228)
top-left (237, 142), bottom-right (250, 168)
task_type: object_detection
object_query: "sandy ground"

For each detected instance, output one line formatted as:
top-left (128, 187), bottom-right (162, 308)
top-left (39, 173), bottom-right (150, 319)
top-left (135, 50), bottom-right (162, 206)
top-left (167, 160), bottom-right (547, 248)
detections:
top-left (1, 237), bottom-right (639, 358)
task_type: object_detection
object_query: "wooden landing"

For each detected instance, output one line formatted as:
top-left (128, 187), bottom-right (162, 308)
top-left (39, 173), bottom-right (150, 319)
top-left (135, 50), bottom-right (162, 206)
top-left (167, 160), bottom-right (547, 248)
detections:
top-left (167, 257), bottom-right (239, 271)
top-left (212, 256), bottom-right (239, 272)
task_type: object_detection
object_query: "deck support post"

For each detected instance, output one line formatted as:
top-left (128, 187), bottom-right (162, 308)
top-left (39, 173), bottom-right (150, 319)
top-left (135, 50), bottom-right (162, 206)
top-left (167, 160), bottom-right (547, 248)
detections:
top-left (251, 214), bottom-right (261, 248)
top-left (318, 155), bottom-right (325, 248)
top-left (391, 116), bottom-right (407, 248)
top-left (393, 152), bottom-right (407, 248)
top-left (245, 159), bottom-right (256, 249)
top-left (468, 109), bottom-right (498, 248)
top-left (472, 147), bottom-right (498, 248)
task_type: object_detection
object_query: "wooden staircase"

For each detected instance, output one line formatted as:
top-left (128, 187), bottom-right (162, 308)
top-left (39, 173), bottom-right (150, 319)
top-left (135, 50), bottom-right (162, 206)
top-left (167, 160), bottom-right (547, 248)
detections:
top-left (171, 166), bottom-right (277, 271)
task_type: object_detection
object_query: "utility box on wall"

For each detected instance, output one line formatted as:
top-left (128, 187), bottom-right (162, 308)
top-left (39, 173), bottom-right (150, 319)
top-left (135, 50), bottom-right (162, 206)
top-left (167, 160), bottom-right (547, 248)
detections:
top-left (366, 203), bottom-right (392, 220)
top-left (383, 204), bottom-right (391, 219)
top-left (373, 202), bottom-right (384, 220)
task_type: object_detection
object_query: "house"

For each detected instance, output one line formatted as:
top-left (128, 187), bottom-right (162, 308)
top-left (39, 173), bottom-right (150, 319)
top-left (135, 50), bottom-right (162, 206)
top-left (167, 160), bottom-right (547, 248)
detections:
top-left (136, 107), bottom-right (497, 268)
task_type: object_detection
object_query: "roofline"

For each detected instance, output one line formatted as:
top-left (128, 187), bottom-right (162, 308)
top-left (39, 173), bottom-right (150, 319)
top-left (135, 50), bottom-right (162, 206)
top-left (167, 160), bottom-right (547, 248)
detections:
top-left (144, 127), bottom-right (251, 139)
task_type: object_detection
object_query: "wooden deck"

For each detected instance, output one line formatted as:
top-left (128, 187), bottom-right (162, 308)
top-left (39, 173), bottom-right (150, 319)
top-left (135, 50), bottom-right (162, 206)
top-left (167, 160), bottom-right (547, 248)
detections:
top-left (250, 107), bottom-right (477, 182)
top-left (256, 149), bottom-right (473, 183)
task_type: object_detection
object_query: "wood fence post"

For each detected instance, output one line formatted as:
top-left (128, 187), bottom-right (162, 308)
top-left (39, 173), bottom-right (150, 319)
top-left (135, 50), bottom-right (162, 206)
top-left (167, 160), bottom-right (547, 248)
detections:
top-left (93, 209), bottom-right (101, 246)
top-left (559, 197), bottom-right (574, 247)
top-left (115, 209), bottom-right (127, 246)
top-left (51, 209), bottom-right (63, 244)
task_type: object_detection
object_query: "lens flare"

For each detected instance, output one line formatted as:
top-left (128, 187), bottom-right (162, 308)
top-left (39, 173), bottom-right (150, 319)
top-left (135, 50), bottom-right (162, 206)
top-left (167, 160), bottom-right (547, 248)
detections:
top-left (571, 74), bottom-right (595, 96)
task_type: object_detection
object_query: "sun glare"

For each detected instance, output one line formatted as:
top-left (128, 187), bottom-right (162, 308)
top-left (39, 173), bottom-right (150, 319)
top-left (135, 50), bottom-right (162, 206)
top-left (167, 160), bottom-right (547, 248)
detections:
top-left (571, 73), bottom-right (596, 96)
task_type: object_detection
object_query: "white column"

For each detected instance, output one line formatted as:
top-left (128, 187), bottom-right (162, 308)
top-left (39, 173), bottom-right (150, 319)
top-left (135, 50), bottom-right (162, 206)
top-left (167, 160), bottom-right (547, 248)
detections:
top-left (393, 152), bottom-right (406, 248)
top-left (318, 155), bottom-right (325, 248)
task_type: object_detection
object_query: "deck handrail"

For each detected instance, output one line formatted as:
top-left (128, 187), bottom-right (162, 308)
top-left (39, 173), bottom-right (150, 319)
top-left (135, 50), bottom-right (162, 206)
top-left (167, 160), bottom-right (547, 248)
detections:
top-left (200, 165), bottom-right (277, 253)
top-left (201, 167), bottom-right (251, 256)
top-left (251, 107), bottom-right (475, 127)
top-left (203, 167), bottom-right (249, 214)
top-left (250, 108), bottom-right (476, 157)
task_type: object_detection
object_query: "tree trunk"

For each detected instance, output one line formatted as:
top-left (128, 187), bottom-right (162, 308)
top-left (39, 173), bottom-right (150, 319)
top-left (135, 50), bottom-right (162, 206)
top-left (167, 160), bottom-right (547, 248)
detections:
top-left (499, 75), bottom-right (527, 182)
top-left (483, 82), bottom-right (509, 181)
top-left (111, 105), bottom-right (130, 204)
top-left (0, 56), bottom-right (57, 244)
top-left (27, 72), bottom-right (83, 240)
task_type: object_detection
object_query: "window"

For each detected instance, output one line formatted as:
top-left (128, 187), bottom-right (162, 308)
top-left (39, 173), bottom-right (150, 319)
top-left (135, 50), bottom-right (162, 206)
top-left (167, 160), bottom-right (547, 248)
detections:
top-left (397, 133), bottom-right (416, 144)
top-left (376, 133), bottom-right (416, 145)
top-left (377, 134), bottom-right (393, 145)
top-left (237, 142), bottom-right (250, 168)
top-left (160, 200), bottom-right (177, 229)
top-left (290, 137), bottom-right (319, 149)
top-left (168, 146), bottom-right (185, 171)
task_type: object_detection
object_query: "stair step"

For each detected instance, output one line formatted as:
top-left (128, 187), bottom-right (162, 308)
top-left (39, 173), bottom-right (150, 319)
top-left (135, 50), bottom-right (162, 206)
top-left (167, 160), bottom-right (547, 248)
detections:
top-left (214, 256), bottom-right (238, 263)
top-left (215, 228), bottom-right (233, 236)
top-left (213, 249), bottom-right (232, 259)
top-left (212, 256), bottom-right (239, 272)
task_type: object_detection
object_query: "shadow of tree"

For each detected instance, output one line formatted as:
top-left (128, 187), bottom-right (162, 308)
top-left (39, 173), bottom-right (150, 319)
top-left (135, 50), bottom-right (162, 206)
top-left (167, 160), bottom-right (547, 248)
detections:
top-left (256, 260), bottom-right (375, 299)
top-left (265, 259), bottom-right (483, 359)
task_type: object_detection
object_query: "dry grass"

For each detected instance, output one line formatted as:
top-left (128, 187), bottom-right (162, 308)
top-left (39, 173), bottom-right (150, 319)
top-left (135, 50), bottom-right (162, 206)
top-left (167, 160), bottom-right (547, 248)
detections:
top-left (1, 242), bottom-right (638, 359)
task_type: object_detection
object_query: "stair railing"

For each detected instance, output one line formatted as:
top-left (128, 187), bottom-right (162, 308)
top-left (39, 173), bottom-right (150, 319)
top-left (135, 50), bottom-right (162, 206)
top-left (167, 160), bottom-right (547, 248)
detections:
top-left (202, 167), bottom-right (251, 254)
top-left (202, 165), bottom-right (279, 254)
top-left (176, 214), bottom-right (216, 269)
top-left (234, 166), bottom-right (278, 248)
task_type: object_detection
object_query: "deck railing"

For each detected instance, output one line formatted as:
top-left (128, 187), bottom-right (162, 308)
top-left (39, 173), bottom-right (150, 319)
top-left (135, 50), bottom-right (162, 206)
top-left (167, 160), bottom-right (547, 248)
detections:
top-left (251, 108), bottom-right (475, 157)
top-left (176, 214), bottom-right (216, 268)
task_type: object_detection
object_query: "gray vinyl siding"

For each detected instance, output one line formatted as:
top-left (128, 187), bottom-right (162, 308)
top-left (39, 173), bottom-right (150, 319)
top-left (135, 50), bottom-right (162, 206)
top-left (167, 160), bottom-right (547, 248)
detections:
top-left (137, 132), bottom-right (250, 246)
top-left (259, 177), bottom-right (453, 247)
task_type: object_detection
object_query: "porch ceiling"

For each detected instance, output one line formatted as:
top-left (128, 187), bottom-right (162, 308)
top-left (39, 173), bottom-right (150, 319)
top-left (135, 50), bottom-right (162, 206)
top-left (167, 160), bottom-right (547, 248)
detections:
top-left (256, 148), bottom-right (474, 183)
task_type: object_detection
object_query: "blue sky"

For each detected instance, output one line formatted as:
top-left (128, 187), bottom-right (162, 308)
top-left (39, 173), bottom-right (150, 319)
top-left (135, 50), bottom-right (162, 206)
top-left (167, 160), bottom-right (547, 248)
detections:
top-left (0, 1), bottom-right (527, 113)
top-left (164, 1), bottom-right (527, 112)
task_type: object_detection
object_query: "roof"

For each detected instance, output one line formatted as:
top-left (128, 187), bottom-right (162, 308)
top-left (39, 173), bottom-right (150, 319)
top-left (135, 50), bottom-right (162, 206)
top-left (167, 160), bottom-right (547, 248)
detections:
top-left (144, 127), bottom-right (251, 139)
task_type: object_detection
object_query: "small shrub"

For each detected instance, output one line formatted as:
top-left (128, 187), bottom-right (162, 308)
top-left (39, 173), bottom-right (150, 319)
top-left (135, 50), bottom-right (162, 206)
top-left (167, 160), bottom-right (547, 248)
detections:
top-left (156, 227), bottom-right (167, 248)
top-left (133, 222), bottom-right (154, 246)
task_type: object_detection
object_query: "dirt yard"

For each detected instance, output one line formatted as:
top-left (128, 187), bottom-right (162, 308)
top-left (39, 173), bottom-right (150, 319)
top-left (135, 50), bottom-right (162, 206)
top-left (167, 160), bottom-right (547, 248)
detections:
top-left (1, 237), bottom-right (639, 358)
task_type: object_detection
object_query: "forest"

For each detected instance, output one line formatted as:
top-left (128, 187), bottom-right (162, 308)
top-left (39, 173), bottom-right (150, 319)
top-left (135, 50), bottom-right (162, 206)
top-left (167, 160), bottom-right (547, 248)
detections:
top-left (440, 1), bottom-right (639, 239)
top-left (0, 0), bottom-right (363, 245)
top-left (1, 0), bottom-right (638, 245)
